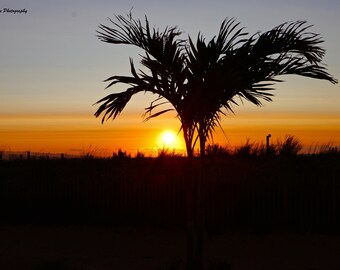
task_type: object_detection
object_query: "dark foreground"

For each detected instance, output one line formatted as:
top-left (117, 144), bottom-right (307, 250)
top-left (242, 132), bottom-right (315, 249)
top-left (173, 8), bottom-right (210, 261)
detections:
top-left (1, 225), bottom-right (340, 270)
top-left (1, 155), bottom-right (340, 269)
top-left (1, 155), bottom-right (340, 231)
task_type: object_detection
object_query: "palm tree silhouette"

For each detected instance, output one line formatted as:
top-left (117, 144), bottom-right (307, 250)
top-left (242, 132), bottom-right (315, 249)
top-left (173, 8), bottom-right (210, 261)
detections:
top-left (95, 14), bottom-right (337, 157)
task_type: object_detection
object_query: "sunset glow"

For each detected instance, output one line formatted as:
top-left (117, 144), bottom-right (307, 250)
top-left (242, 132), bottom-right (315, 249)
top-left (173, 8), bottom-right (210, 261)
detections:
top-left (1, 112), bottom-right (339, 157)
top-left (0, 1), bottom-right (339, 157)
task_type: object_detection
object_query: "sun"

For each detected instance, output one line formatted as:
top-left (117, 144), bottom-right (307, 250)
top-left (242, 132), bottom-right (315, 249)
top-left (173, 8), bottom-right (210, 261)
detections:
top-left (159, 130), bottom-right (178, 148)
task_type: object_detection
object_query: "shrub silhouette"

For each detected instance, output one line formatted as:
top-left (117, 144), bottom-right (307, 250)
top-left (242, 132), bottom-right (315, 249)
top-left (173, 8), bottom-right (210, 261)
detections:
top-left (206, 144), bottom-right (232, 157)
top-left (276, 135), bottom-right (302, 156)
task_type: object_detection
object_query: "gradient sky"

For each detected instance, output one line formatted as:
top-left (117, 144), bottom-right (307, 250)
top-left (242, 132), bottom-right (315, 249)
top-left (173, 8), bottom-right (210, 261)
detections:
top-left (1, 0), bottom-right (339, 156)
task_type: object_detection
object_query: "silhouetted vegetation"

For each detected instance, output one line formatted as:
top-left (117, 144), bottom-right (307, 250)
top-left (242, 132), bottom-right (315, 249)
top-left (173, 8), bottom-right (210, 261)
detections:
top-left (112, 148), bottom-right (131, 159)
top-left (205, 144), bottom-right (232, 158)
top-left (206, 135), bottom-right (303, 158)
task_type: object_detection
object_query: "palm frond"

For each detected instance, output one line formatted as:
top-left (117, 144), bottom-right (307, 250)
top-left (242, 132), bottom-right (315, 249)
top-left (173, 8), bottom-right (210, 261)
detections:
top-left (103, 59), bottom-right (141, 89)
top-left (94, 87), bottom-right (141, 123)
top-left (143, 109), bottom-right (174, 122)
top-left (97, 14), bottom-right (145, 47)
top-left (97, 12), bottom-right (183, 60)
top-left (143, 96), bottom-right (174, 121)
top-left (250, 21), bottom-right (323, 63)
top-left (246, 21), bottom-right (337, 83)
top-left (217, 18), bottom-right (248, 53)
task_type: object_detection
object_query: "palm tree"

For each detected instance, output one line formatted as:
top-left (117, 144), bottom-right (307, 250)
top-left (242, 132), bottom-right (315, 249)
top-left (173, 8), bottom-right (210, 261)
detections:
top-left (94, 13), bottom-right (198, 157)
top-left (95, 14), bottom-right (337, 158)
top-left (185, 19), bottom-right (338, 157)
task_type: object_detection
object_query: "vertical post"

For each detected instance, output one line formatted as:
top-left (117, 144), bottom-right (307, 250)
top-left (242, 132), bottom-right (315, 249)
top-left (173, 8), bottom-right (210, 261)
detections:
top-left (27, 151), bottom-right (31, 160)
top-left (186, 159), bottom-right (205, 270)
top-left (266, 134), bottom-right (271, 155)
top-left (186, 161), bottom-right (196, 270)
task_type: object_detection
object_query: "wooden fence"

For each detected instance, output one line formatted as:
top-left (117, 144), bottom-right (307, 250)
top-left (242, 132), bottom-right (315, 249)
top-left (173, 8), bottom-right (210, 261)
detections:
top-left (0, 156), bottom-right (339, 231)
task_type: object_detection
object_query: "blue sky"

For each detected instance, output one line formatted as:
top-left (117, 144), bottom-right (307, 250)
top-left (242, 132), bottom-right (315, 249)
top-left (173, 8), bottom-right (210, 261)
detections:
top-left (1, 0), bottom-right (339, 116)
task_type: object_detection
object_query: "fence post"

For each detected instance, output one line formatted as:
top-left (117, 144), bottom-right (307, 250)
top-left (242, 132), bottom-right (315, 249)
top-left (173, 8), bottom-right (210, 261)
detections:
top-left (266, 134), bottom-right (271, 155)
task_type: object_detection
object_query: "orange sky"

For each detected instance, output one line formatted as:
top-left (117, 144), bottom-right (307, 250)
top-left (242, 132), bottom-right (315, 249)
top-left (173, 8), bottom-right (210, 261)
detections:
top-left (1, 112), bottom-right (339, 157)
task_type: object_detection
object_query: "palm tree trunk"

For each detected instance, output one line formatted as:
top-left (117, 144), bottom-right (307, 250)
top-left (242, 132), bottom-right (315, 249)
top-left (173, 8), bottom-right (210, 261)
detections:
top-left (183, 125), bottom-right (194, 158)
top-left (198, 124), bottom-right (206, 158)
top-left (199, 137), bottom-right (206, 157)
